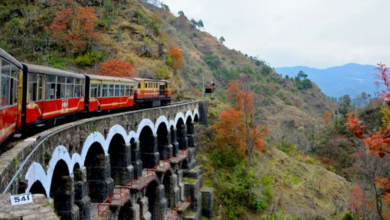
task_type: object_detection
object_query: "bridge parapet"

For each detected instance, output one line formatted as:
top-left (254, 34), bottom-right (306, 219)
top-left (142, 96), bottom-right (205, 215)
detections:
top-left (0, 101), bottom-right (212, 220)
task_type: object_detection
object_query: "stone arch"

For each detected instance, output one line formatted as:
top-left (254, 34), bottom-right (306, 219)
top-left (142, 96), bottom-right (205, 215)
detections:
top-left (73, 163), bottom-right (80, 172)
top-left (85, 142), bottom-right (114, 202)
top-left (145, 180), bottom-right (158, 220)
top-left (108, 134), bottom-right (128, 185)
top-left (162, 170), bottom-right (175, 208)
top-left (29, 180), bottom-right (46, 195)
top-left (80, 132), bottom-right (107, 166)
top-left (176, 117), bottom-right (187, 150)
top-left (118, 200), bottom-right (136, 220)
top-left (157, 122), bottom-right (171, 160)
top-left (154, 116), bottom-right (169, 134)
top-left (194, 113), bottom-right (199, 123)
top-left (139, 126), bottom-right (158, 168)
top-left (50, 159), bottom-right (79, 219)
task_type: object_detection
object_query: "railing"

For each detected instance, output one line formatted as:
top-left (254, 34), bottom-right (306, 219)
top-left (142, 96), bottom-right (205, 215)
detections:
top-left (96, 151), bottom-right (189, 220)
top-left (163, 196), bottom-right (191, 220)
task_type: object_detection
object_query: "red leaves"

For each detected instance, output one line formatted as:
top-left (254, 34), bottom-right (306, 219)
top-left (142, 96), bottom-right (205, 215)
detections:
top-left (48, 5), bottom-right (101, 54)
top-left (376, 177), bottom-right (390, 205)
top-left (348, 184), bottom-right (366, 217)
top-left (345, 113), bottom-right (367, 138)
top-left (98, 58), bottom-right (135, 77)
top-left (323, 111), bottom-right (331, 124)
top-left (169, 47), bottom-right (183, 69)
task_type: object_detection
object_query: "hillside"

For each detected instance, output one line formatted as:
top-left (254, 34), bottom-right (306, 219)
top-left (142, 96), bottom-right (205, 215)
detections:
top-left (0, 0), bottom-right (351, 219)
top-left (276, 63), bottom-right (380, 98)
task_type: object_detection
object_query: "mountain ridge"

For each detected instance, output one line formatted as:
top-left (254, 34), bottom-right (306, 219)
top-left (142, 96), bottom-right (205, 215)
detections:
top-left (275, 63), bottom-right (379, 98)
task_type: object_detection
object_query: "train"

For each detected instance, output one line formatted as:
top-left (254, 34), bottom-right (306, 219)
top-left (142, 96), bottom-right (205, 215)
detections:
top-left (0, 48), bottom-right (171, 146)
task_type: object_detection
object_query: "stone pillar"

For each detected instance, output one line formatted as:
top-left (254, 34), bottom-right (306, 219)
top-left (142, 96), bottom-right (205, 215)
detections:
top-left (53, 175), bottom-right (80, 220)
top-left (176, 169), bottom-right (184, 202)
top-left (186, 121), bottom-right (197, 149)
top-left (171, 128), bottom-right (179, 155)
top-left (155, 184), bottom-right (168, 220)
top-left (169, 174), bottom-right (180, 208)
top-left (177, 125), bottom-right (188, 150)
top-left (131, 141), bottom-right (143, 178)
top-left (111, 144), bottom-right (134, 185)
top-left (138, 197), bottom-right (152, 220)
top-left (158, 131), bottom-right (172, 160)
top-left (141, 134), bottom-right (160, 168)
top-left (74, 167), bottom-right (91, 220)
top-left (86, 155), bottom-right (114, 202)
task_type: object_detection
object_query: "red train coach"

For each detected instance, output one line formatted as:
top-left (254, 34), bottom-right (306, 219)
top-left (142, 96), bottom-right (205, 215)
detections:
top-left (132, 77), bottom-right (171, 107)
top-left (22, 64), bottom-right (85, 128)
top-left (85, 74), bottom-right (135, 112)
top-left (0, 48), bottom-right (23, 145)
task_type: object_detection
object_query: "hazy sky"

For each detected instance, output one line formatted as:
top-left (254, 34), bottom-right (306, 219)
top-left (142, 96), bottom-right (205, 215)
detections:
top-left (162, 0), bottom-right (390, 68)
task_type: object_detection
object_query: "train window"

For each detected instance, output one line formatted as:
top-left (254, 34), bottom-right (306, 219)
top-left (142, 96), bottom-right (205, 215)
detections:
top-left (45, 75), bottom-right (56, 100)
top-left (108, 84), bottom-right (114, 97)
top-left (80, 79), bottom-right (85, 98)
top-left (56, 76), bottom-right (65, 99)
top-left (115, 85), bottom-right (120, 96)
top-left (1, 76), bottom-right (9, 107)
top-left (66, 77), bottom-right (74, 98)
top-left (138, 82), bottom-right (141, 89)
top-left (38, 75), bottom-right (43, 101)
top-left (145, 83), bottom-right (148, 88)
top-left (90, 84), bottom-right (100, 98)
top-left (102, 84), bottom-right (108, 97)
top-left (125, 85), bottom-right (129, 96)
top-left (120, 85), bottom-right (125, 96)
top-left (28, 73), bottom-right (38, 102)
top-left (130, 85), bottom-right (134, 96)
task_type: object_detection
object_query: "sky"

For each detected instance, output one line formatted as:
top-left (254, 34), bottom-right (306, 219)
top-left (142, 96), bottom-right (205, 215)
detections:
top-left (161, 0), bottom-right (390, 68)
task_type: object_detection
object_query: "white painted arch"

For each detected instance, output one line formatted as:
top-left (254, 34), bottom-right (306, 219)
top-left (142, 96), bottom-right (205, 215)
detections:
top-left (24, 109), bottom-right (200, 197)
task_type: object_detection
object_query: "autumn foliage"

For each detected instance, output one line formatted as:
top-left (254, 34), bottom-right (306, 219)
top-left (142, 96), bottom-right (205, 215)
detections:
top-left (322, 111), bottom-right (332, 124)
top-left (168, 47), bottom-right (183, 69)
top-left (344, 63), bottom-right (390, 210)
top-left (48, 5), bottom-right (100, 54)
top-left (214, 80), bottom-right (268, 165)
top-left (98, 58), bottom-right (135, 77)
top-left (348, 184), bottom-right (368, 218)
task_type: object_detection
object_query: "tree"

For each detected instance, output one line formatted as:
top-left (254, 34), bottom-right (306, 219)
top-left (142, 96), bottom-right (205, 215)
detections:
top-left (190, 18), bottom-right (198, 28)
top-left (297, 70), bottom-right (308, 79)
top-left (323, 111), bottom-right (331, 124)
top-left (178, 11), bottom-right (184, 17)
top-left (197, 20), bottom-right (204, 29)
top-left (219, 36), bottom-right (225, 44)
top-left (48, 5), bottom-right (100, 54)
top-left (226, 78), bottom-right (269, 174)
top-left (168, 47), bottom-right (183, 69)
top-left (161, 3), bottom-right (170, 11)
top-left (98, 58), bottom-right (135, 77)
top-left (344, 63), bottom-right (390, 219)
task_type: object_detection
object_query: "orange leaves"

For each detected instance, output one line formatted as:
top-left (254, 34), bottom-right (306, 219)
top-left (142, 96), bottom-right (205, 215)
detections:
top-left (168, 47), bottom-right (183, 69)
top-left (376, 177), bottom-right (390, 205)
top-left (348, 184), bottom-right (366, 217)
top-left (48, 5), bottom-right (100, 54)
top-left (212, 107), bottom-right (267, 157)
top-left (322, 111), bottom-right (331, 124)
top-left (98, 58), bottom-right (135, 77)
top-left (227, 80), bottom-right (254, 114)
top-left (345, 113), bottom-right (367, 138)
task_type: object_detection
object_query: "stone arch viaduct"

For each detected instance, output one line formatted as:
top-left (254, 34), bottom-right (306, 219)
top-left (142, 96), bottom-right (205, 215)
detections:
top-left (0, 101), bottom-right (213, 220)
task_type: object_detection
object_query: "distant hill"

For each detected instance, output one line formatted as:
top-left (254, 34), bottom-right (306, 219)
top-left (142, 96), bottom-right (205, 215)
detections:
top-left (275, 63), bottom-right (380, 98)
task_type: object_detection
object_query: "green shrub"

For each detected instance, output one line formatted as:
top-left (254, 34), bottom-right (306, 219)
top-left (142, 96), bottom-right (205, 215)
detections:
top-left (276, 91), bottom-right (286, 100)
top-left (156, 65), bottom-right (169, 79)
top-left (261, 65), bottom-right (272, 75)
top-left (342, 212), bottom-right (354, 220)
top-left (74, 51), bottom-right (105, 67)
top-left (204, 51), bottom-right (221, 70)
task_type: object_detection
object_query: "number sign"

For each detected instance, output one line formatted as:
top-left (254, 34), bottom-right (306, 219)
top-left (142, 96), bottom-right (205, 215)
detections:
top-left (10, 193), bottom-right (33, 206)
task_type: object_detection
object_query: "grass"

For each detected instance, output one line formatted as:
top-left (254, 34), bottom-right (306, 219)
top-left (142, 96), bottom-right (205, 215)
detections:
top-left (183, 177), bottom-right (197, 184)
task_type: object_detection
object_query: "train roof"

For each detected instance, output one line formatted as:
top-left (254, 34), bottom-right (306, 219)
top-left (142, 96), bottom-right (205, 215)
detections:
top-left (86, 74), bottom-right (135, 83)
top-left (24, 64), bottom-right (85, 79)
top-left (0, 48), bottom-right (23, 69)
top-left (130, 77), bottom-right (170, 83)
